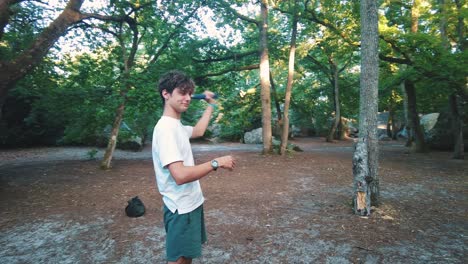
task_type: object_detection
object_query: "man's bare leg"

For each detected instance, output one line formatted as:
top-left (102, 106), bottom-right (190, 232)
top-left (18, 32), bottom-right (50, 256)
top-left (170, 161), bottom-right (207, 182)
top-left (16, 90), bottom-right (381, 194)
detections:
top-left (168, 257), bottom-right (192, 264)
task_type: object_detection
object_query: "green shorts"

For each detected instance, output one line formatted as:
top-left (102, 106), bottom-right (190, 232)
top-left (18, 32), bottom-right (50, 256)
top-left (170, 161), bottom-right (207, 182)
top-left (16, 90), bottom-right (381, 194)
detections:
top-left (163, 204), bottom-right (207, 261)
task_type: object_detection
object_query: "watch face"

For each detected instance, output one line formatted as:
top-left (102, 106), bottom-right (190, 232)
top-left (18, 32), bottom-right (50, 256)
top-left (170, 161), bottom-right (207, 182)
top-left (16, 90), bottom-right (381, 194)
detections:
top-left (211, 160), bottom-right (219, 169)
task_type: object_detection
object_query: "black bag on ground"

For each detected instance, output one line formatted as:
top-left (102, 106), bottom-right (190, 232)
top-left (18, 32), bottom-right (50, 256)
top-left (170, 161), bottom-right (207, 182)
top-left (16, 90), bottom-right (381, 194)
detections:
top-left (125, 196), bottom-right (145, 217)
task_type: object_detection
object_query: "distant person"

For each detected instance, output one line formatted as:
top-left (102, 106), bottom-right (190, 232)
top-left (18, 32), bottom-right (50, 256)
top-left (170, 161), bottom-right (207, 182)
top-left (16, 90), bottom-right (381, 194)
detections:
top-left (152, 70), bottom-right (236, 264)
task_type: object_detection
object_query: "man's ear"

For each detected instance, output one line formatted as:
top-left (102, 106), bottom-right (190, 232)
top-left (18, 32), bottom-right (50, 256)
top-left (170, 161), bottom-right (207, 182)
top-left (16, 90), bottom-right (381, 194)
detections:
top-left (162, 89), bottom-right (170, 100)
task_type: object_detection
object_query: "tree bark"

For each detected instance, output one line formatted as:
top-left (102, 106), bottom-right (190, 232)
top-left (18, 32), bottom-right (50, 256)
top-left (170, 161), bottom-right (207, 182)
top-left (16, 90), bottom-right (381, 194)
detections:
top-left (100, 100), bottom-right (126, 169)
top-left (411, 0), bottom-right (420, 33)
top-left (0, 0), bottom-right (85, 120)
top-left (402, 0), bottom-right (427, 152)
top-left (400, 81), bottom-right (412, 146)
top-left (270, 71), bottom-right (282, 122)
top-left (405, 79), bottom-right (428, 152)
top-left (259, 0), bottom-right (272, 154)
top-left (338, 118), bottom-right (346, 140)
top-left (455, 0), bottom-right (466, 51)
top-left (280, 0), bottom-right (298, 155)
top-left (450, 94), bottom-right (464, 159)
top-left (438, 0), bottom-right (450, 50)
top-left (353, 0), bottom-right (379, 215)
top-left (388, 101), bottom-right (398, 140)
top-left (326, 59), bottom-right (340, 142)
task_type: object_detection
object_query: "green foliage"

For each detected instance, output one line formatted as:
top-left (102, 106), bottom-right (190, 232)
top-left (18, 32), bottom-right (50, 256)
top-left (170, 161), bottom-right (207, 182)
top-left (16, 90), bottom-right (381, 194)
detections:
top-left (0, 60), bottom-right (61, 147)
top-left (2, 0), bottom-right (466, 149)
top-left (217, 83), bottom-right (263, 141)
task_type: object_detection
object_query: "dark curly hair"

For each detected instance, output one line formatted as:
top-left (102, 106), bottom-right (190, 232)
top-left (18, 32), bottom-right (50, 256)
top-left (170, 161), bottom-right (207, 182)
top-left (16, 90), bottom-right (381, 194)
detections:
top-left (158, 70), bottom-right (195, 105)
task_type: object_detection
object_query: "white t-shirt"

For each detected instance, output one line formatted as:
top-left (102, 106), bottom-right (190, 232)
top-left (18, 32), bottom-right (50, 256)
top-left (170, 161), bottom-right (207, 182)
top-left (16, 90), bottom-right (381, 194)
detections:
top-left (152, 116), bottom-right (204, 214)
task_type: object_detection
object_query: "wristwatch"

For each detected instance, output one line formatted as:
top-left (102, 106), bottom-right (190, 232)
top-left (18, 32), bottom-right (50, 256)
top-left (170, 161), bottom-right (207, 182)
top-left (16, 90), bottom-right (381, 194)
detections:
top-left (211, 160), bottom-right (219, 171)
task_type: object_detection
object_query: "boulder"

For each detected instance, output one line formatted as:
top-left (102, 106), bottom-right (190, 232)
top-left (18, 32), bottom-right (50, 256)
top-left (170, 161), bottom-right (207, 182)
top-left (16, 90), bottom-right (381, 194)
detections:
top-left (422, 112), bottom-right (468, 151)
top-left (244, 128), bottom-right (263, 144)
top-left (420, 113), bottom-right (440, 132)
top-left (423, 112), bottom-right (452, 150)
top-left (103, 122), bottom-right (143, 151)
top-left (118, 134), bottom-right (143, 151)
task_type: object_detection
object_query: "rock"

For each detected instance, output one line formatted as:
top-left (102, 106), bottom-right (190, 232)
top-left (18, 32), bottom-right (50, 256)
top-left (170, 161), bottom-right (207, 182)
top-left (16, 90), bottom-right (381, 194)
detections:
top-left (118, 134), bottom-right (143, 151)
top-left (420, 113), bottom-right (440, 132)
top-left (244, 128), bottom-right (263, 144)
top-left (422, 111), bottom-right (468, 151)
top-left (103, 122), bottom-right (143, 151)
top-left (422, 112), bottom-right (451, 150)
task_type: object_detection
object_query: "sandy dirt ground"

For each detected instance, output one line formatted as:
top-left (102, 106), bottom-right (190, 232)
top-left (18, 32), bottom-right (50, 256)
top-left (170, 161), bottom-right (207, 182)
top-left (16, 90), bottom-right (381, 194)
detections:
top-left (0, 137), bottom-right (466, 263)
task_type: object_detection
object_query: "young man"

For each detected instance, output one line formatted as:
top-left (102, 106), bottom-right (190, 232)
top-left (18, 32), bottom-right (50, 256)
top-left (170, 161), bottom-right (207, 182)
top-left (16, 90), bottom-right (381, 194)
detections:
top-left (152, 70), bottom-right (236, 264)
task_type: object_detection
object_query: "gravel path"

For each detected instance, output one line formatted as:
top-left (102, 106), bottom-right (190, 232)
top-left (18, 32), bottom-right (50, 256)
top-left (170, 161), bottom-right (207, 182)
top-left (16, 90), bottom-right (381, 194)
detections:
top-left (0, 143), bottom-right (263, 167)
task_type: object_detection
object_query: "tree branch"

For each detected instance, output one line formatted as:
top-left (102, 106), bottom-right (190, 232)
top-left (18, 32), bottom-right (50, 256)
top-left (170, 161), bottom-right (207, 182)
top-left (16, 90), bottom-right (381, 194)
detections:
top-left (192, 50), bottom-right (258, 63)
top-left (0, 0), bottom-right (25, 39)
top-left (214, 0), bottom-right (260, 25)
top-left (379, 35), bottom-right (413, 65)
top-left (148, 2), bottom-right (202, 65)
top-left (198, 64), bottom-right (259, 78)
top-left (307, 55), bottom-right (332, 82)
top-left (301, 6), bottom-right (360, 47)
top-left (378, 54), bottom-right (412, 65)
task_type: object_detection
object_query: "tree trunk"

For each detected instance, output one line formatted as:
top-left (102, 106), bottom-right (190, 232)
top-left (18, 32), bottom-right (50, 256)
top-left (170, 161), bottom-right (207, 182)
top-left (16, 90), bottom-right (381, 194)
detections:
top-left (100, 101), bottom-right (126, 169)
top-left (447, 1), bottom-right (465, 160)
top-left (280, 0), bottom-right (298, 155)
top-left (450, 94), bottom-right (464, 159)
top-left (401, 0), bottom-right (422, 148)
top-left (326, 60), bottom-right (340, 142)
top-left (411, 0), bottom-right (420, 33)
top-left (338, 118), bottom-right (346, 140)
top-left (400, 81), bottom-right (412, 146)
top-left (439, 0), bottom-right (450, 50)
top-left (100, 14), bottom-right (140, 169)
top-left (270, 72), bottom-right (282, 122)
top-left (0, 0), bottom-right (84, 120)
top-left (270, 72), bottom-right (282, 138)
top-left (405, 79), bottom-right (428, 152)
top-left (389, 105), bottom-right (398, 140)
top-left (353, 0), bottom-right (379, 215)
top-left (259, 0), bottom-right (272, 154)
top-left (455, 0), bottom-right (466, 51)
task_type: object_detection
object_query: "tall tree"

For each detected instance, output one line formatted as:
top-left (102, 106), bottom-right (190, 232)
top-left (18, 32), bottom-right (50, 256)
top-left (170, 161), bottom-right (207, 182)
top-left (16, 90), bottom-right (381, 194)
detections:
top-left (325, 56), bottom-right (346, 142)
top-left (298, 0), bottom-right (360, 140)
top-left (443, 0), bottom-right (465, 159)
top-left (0, 0), bottom-right (85, 120)
top-left (98, 1), bottom-right (202, 168)
top-left (306, 51), bottom-right (353, 142)
top-left (280, 0), bottom-right (298, 155)
top-left (99, 7), bottom-right (140, 169)
top-left (211, 0), bottom-right (273, 153)
top-left (405, 0), bottom-right (428, 152)
top-left (352, 0), bottom-right (380, 215)
top-left (259, 0), bottom-right (273, 153)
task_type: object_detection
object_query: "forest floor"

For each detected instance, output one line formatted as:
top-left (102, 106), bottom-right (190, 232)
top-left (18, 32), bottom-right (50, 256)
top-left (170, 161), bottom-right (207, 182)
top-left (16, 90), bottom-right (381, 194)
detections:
top-left (0, 137), bottom-right (466, 263)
